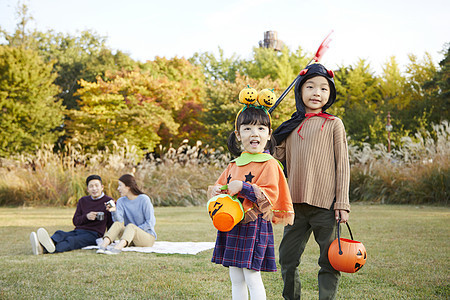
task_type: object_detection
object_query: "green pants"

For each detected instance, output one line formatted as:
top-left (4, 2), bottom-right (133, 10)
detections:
top-left (279, 203), bottom-right (340, 300)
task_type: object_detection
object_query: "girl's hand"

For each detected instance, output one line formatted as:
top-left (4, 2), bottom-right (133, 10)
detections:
top-left (335, 209), bottom-right (349, 223)
top-left (227, 180), bottom-right (243, 196)
top-left (106, 206), bottom-right (116, 212)
top-left (210, 185), bottom-right (223, 197)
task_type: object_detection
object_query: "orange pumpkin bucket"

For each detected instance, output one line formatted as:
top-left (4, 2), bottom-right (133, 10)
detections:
top-left (328, 221), bottom-right (367, 273)
top-left (207, 193), bottom-right (244, 232)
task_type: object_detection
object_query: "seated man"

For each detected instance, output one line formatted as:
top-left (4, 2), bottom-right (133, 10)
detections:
top-left (30, 175), bottom-right (114, 254)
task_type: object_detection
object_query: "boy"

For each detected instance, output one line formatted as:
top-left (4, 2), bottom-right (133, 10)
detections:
top-left (30, 175), bottom-right (114, 254)
top-left (272, 63), bottom-right (351, 300)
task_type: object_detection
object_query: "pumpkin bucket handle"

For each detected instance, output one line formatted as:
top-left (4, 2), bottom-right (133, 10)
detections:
top-left (336, 220), bottom-right (354, 255)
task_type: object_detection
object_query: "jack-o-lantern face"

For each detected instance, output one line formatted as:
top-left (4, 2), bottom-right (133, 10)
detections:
top-left (239, 85), bottom-right (258, 105)
top-left (328, 238), bottom-right (367, 273)
top-left (257, 89), bottom-right (276, 108)
top-left (207, 194), bottom-right (244, 232)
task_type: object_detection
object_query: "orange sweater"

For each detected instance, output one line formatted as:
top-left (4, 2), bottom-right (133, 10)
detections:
top-left (274, 116), bottom-right (351, 211)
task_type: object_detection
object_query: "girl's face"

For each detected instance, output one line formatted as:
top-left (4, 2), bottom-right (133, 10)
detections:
top-left (117, 180), bottom-right (130, 197)
top-left (301, 76), bottom-right (330, 113)
top-left (236, 123), bottom-right (272, 154)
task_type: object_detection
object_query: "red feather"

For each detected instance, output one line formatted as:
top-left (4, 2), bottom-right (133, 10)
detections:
top-left (313, 30), bottom-right (333, 62)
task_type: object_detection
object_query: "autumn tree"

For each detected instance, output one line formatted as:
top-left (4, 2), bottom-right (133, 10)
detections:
top-left (0, 45), bottom-right (63, 156)
top-left (66, 69), bottom-right (178, 152)
top-left (142, 57), bottom-right (207, 146)
top-left (66, 57), bottom-right (206, 151)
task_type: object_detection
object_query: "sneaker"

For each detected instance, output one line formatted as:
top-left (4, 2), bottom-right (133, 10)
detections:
top-left (96, 247), bottom-right (106, 254)
top-left (104, 248), bottom-right (121, 255)
top-left (30, 232), bottom-right (43, 255)
top-left (37, 228), bottom-right (56, 253)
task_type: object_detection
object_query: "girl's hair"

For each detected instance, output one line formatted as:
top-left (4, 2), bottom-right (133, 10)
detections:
top-left (227, 107), bottom-right (276, 157)
top-left (119, 174), bottom-right (144, 196)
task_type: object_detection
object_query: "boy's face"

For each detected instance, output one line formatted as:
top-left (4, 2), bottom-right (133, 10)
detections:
top-left (87, 179), bottom-right (104, 198)
top-left (301, 76), bottom-right (330, 114)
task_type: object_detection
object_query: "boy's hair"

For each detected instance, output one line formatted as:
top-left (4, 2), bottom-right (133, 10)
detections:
top-left (86, 175), bottom-right (102, 186)
top-left (228, 107), bottom-right (276, 157)
top-left (294, 63), bottom-right (336, 112)
top-left (273, 63), bottom-right (337, 145)
top-left (119, 174), bottom-right (144, 196)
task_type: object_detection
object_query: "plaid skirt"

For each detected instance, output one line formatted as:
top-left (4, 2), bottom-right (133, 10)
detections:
top-left (211, 215), bottom-right (276, 272)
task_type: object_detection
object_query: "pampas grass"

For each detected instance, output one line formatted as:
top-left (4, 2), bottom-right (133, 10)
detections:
top-left (349, 121), bottom-right (449, 205)
top-left (0, 121), bottom-right (448, 207)
top-left (0, 140), bottom-right (229, 207)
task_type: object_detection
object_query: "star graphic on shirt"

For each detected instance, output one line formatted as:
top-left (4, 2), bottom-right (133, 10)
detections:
top-left (227, 175), bottom-right (232, 184)
top-left (244, 172), bottom-right (255, 183)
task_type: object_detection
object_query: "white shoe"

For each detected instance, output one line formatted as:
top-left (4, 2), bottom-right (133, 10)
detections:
top-left (96, 247), bottom-right (106, 254)
top-left (37, 228), bottom-right (56, 253)
top-left (104, 248), bottom-right (121, 255)
top-left (30, 232), bottom-right (43, 255)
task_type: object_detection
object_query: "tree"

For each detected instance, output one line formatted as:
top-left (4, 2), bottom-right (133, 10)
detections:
top-left (66, 57), bottom-right (207, 152)
top-left (1, 4), bottom-right (139, 111)
top-left (66, 69), bottom-right (178, 152)
top-left (380, 56), bottom-right (406, 109)
top-left (142, 57), bottom-right (207, 146)
top-left (0, 45), bottom-right (63, 156)
top-left (335, 59), bottom-right (383, 145)
top-left (201, 74), bottom-right (279, 149)
top-left (0, 2), bottom-right (37, 49)
top-left (34, 30), bottom-right (138, 109)
top-left (422, 44), bottom-right (449, 125)
top-left (242, 46), bottom-right (309, 83)
top-left (189, 47), bottom-right (243, 83)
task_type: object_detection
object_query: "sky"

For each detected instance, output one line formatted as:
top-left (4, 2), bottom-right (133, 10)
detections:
top-left (0, 0), bottom-right (449, 75)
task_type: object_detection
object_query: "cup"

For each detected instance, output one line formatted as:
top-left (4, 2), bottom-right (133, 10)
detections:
top-left (96, 212), bottom-right (105, 221)
top-left (105, 200), bottom-right (115, 209)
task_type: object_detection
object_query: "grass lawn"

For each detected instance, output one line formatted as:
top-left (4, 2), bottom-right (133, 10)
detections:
top-left (0, 204), bottom-right (449, 299)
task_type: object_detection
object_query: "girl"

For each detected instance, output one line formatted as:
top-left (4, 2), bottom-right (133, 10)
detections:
top-left (209, 105), bottom-right (294, 300)
top-left (97, 174), bottom-right (156, 255)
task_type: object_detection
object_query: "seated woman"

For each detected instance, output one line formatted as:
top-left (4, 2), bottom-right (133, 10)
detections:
top-left (97, 174), bottom-right (157, 255)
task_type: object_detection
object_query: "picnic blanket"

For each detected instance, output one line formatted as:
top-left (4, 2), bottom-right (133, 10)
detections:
top-left (83, 240), bottom-right (215, 255)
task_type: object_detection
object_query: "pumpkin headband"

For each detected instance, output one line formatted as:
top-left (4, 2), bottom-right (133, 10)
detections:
top-left (235, 85), bottom-right (275, 131)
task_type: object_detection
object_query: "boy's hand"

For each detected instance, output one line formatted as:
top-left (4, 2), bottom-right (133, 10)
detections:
top-left (227, 180), bottom-right (243, 196)
top-left (87, 211), bottom-right (97, 220)
top-left (335, 209), bottom-right (349, 223)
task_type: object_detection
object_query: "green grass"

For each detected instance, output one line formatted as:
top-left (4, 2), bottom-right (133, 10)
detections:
top-left (0, 204), bottom-right (449, 299)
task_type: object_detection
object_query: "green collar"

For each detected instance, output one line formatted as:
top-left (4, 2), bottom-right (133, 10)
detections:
top-left (232, 152), bottom-right (280, 167)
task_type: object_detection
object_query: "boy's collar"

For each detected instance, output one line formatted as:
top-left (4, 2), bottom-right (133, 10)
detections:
top-left (91, 192), bottom-right (105, 200)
